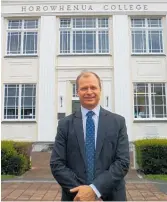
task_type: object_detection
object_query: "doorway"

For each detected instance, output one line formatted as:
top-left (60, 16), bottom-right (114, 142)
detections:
top-left (72, 100), bottom-right (80, 113)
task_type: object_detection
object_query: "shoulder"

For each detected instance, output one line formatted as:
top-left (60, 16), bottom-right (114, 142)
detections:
top-left (102, 108), bottom-right (125, 121)
top-left (101, 108), bottom-right (126, 127)
top-left (58, 113), bottom-right (74, 128)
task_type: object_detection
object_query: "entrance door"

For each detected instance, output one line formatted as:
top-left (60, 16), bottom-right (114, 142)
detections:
top-left (72, 100), bottom-right (80, 113)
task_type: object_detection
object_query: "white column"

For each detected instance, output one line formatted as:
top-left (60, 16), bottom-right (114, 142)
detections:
top-left (113, 15), bottom-right (132, 141)
top-left (102, 80), bottom-right (112, 112)
top-left (1, 17), bottom-right (5, 57)
top-left (38, 16), bottom-right (57, 142)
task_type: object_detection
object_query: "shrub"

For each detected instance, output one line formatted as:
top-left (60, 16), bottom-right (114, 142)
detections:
top-left (13, 142), bottom-right (32, 170)
top-left (1, 140), bottom-right (32, 175)
top-left (134, 138), bottom-right (167, 174)
top-left (1, 141), bottom-right (16, 174)
top-left (1, 144), bottom-right (27, 175)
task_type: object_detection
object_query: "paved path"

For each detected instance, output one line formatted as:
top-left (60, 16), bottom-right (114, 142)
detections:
top-left (2, 181), bottom-right (167, 201)
top-left (1, 152), bottom-right (167, 201)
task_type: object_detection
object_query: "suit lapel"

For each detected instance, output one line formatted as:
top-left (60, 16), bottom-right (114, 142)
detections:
top-left (73, 110), bottom-right (87, 168)
top-left (95, 107), bottom-right (108, 161)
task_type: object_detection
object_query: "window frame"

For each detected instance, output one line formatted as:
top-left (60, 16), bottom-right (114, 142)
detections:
top-left (59, 17), bottom-right (110, 55)
top-left (5, 18), bottom-right (39, 56)
top-left (133, 83), bottom-right (167, 121)
top-left (2, 84), bottom-right (37, 121)
top-left (130, 17), bottom-right (164, 55)
top-left (71, 82), bottom-right (79, 101)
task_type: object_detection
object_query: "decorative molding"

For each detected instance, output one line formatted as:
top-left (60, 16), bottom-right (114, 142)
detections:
top-left (2, 2), bottom-right (167, 15)
top-left (56, 67), bottom-right (113, 70)
top-left (136, 61), bottom-right (161, 65)
top-left (7, 61), bottom-right (32, 66)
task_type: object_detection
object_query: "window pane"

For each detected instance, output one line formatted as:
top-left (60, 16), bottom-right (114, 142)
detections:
top-left (131, 19), bottom-right (145, 27)
top-left (21, 84), bottom-right (36, 119)
top-left (148, 19), bottom-right (162, 27)
top-left (23, 32), bottom-right (37, 54)
top-left (8, 20), bottom-right (22, 29)
top-left (73, 31), bottom-right (84, 53)
top-left (60, 18), bottom-right (71, 28)
top-left (98, 18), bottom-right (108, 28)
top-left (24, 20), bottom-right (38, 29)
top-left (73, 18), bottom-right (82, 28)
top-left (86, 31), bottom-right (96, 53)
top-left (148, 31), bottom-right (163, 53)
top-left (4, 84), bottom-right (19, 119)
top-left (152, 96), bottom-right (164, 105)
top-left (134, 83), bottom-right (149, 118)
top-left (73, 31), bottom-right (96, 53)
top-left (151, 84), bottom-right (165, 95)
top-left (7, 86), bottom-right (19, 96)
top-left (98, 31), bottom-right (109, 53)
top-left (73, 18), bottom-right (96, 28)
top-left (73, 31), bottom-right (82, 53)
top-left (85, 18), bottom-right (96, 28)
top-left (21, 108), bottom-right (35, 119)
top-left (151, 84), bottom-right (167, 118)
top-left (72, 83), bottom-right (78, 97)
top-left (22, 85), bottom-right (36, 96)
top-left (7, 32), bottom-right (21, 54)
top-left (21, 97), bottom-right (32, 107)
top-left (7, 97), bottom-right (17, 106)
top-left (60, 31), bottom-right (70, 53)
top-left (152, 106), bottom-right (166, 118)
top-left (4, 108), bottom-right (18, 119)
top-left (132, 31), bottom-right (146, 53)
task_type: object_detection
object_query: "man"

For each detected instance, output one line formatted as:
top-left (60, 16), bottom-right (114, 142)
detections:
top-left (50, 71), bottom-right (130, 201)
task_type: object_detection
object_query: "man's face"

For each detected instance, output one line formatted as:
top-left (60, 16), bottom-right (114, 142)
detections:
top-left (77, 74), bottom-right (101, 110)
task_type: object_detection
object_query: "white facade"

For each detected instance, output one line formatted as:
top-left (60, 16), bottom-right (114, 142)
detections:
top-left (1, 0), bottom-right (167, 142)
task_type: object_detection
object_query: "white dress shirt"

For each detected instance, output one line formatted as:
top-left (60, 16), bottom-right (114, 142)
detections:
top-left (81, 105), bottom-right (101, 198)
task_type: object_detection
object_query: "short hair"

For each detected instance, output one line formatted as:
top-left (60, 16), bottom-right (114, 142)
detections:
top-left (76, 71), bottom-right (101, 91)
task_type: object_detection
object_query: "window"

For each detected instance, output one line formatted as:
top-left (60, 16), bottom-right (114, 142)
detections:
top-left (4, 84), bottom-right (36, 120)
top-left (72, 83), bottom-right (78, 97)
top-left (134, 83), bottom-right (167, 119)
top-left (60, 18), bottom-right (109, 54)
top-left (7, 19), bottom-right (38, 55)
top-left (131, 18), bottom-right (163, 54)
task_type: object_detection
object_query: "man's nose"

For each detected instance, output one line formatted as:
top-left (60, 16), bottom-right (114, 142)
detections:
top-left (87, 88), bottom-right (92, 94)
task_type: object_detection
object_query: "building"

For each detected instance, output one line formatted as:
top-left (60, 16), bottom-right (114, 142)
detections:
top-left (1, 0), bottom-right (167, 143)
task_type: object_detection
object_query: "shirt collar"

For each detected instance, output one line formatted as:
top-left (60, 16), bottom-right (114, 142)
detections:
top-left (81, 104), bottom-right (100, 118)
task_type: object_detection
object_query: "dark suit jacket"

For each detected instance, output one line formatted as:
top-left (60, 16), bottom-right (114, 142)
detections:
top-left (50, 107), bottom-right (130, 201)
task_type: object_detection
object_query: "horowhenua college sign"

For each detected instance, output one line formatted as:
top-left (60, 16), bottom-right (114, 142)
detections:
top-left (21, 3), bottom-right (148, 13)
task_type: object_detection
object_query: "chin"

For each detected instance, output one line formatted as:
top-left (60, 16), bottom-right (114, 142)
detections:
top-left (84, 103), bottom-right (96, 109)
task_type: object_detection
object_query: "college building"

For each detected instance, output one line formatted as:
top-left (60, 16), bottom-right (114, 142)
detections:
top-left (1, 0), bottom-right (167, 143)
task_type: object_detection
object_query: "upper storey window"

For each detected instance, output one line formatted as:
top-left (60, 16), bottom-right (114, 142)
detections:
top-left (6, 19), bottom-right (38, 55)
top-left (60, 17), bottom-right (109, 54)
top-left (131, 18), bottom-right (163, 54)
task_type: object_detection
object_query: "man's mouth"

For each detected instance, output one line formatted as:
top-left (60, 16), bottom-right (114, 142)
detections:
top-left (84, 97), bottom-right (95, 100)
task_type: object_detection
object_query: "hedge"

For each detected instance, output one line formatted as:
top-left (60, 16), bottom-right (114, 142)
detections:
top-left (134, 138), bottom-right (167, 174)
top-left (1, 141), bottom-right (32, 176)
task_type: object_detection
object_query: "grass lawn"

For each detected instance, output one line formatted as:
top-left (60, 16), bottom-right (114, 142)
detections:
top-left (145, 174), bottom-right (167, 181)
top-left (1, 175), bottom-right (16, 180)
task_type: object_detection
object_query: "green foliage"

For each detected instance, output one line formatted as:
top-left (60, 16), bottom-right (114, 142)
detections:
top-left (1, 140), bottom-right (32, 175)
top-left (134, 139), bottom-right (167, 174)
top-left (13, 142), bottom-right (32, 170)
top-left (145, 174), bottom-right (167, 181)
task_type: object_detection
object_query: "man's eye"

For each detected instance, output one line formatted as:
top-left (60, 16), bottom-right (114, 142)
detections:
top-left (81, 88), bottom-right (87, 91)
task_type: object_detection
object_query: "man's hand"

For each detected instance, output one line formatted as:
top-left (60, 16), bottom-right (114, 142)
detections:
top-left (70, 185), bottom-right (96, 201)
